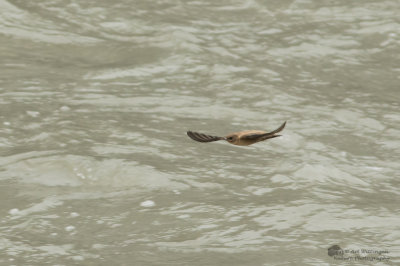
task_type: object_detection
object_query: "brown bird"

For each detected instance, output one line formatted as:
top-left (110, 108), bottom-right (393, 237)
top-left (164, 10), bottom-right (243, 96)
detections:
top-left (187, 121), bottom-right (286, 146)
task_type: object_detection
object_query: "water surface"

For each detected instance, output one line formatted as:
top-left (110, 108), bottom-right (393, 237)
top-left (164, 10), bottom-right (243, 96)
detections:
top-left (1, 0), bottom-right (399, 265)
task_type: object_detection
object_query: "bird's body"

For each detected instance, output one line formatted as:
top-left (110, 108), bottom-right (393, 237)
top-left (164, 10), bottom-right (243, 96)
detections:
top-left (187, 121), bottom-right (286, 146)
top-left (225, 130), bottom-right (278, 146)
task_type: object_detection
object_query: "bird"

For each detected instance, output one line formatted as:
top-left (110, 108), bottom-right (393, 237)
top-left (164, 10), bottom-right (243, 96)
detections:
top-left (187, 121), bottom-right (286, 146)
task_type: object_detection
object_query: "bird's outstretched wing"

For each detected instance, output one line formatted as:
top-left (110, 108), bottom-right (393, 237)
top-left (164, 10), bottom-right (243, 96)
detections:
top-left (241, 121), bottom-right (286, 140)
top-left (267, 121), bottom-right (286, 135)
top-left (187, 131), bottom-right (225, 143)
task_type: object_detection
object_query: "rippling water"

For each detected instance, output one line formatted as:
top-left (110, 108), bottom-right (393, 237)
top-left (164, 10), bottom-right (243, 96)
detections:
top-left (1, 0), bottom-right (399, 265)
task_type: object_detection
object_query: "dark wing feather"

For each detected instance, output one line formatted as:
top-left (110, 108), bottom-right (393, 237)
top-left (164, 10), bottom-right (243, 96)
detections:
top-left (241, 133), bottom-right (269, 140)
top-left (187, 131), bottom-right (224, 143)
top-left (267, 121), bottom-right (286, 135)
top-left (242, 121), bottom-right (286, 140)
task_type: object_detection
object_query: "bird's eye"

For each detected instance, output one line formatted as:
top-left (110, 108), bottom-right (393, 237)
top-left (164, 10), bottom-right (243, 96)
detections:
top-left (227, 137), bottom-right (233, 141)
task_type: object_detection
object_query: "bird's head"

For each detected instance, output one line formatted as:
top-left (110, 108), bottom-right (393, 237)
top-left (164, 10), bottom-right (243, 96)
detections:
top-left (225, 134), bottom-right (237, 144)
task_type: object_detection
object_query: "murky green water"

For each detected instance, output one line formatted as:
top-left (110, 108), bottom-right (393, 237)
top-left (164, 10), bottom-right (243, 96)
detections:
top-left (1, 0), bottom-right (399, 265)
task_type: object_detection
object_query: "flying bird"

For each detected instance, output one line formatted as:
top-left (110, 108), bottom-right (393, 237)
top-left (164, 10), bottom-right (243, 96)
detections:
top-left (187, 121), bottom-right (286, 146)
